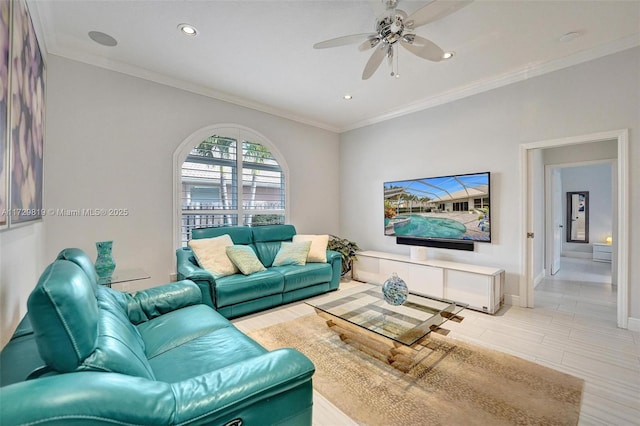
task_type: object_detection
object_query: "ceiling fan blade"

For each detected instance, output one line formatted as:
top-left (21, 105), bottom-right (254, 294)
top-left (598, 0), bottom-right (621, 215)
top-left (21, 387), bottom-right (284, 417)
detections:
top-left (405, 0), bottom-right (472, 29)
top-left (400, 36), bottom-right (444, 61)
top-left (358, 36), bottom-right (381, 51)
top-left (362, 45), bottom-right (387, 80)
top-left (313, 33), bottom-right (376, 49)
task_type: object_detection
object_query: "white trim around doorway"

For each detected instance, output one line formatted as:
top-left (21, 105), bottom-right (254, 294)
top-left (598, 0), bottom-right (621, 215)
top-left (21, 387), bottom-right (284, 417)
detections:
top-left (519, 129), bottom-right (629, 329)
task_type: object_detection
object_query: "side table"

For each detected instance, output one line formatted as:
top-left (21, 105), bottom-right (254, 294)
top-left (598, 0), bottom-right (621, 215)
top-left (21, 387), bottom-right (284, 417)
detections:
top-left (98, 268), bottom-right (150, 288)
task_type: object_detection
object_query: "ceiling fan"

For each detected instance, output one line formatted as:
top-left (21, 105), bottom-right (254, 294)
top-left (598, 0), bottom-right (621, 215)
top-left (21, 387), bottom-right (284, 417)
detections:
top-left (313, 0), bottom-right (471, 80)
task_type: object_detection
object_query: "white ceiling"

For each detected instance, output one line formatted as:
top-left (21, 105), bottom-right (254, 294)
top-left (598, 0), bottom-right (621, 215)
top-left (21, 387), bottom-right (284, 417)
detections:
top-left (30, 0), bottom-right (640, 132)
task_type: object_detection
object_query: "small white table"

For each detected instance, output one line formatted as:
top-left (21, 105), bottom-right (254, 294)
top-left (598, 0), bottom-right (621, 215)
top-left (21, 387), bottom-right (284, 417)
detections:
top-left (592, 243), bottom-right (612, 263)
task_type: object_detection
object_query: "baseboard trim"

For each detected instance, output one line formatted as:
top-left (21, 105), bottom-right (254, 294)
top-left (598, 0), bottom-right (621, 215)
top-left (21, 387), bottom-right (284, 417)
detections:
top-left (627, 317), bottom-right (640, 332)
top-left (533, 271), bottom-right (545, 288)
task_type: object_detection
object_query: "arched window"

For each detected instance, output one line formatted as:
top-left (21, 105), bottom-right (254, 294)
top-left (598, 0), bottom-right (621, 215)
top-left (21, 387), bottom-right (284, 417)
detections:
top-left (174, 125), bottom-right (288, 247)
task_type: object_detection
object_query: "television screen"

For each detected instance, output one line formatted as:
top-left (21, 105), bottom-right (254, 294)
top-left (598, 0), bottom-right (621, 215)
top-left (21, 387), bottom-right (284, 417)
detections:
top-left (384, 172), bottom-right (491, 242)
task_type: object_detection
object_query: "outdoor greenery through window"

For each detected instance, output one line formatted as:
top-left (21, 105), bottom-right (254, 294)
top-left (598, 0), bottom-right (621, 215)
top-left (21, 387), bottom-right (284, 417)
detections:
top-left (180, 135), bottom-right (285, 245)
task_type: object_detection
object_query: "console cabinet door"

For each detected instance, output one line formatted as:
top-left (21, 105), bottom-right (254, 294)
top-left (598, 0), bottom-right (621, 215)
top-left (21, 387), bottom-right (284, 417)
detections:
top-left (353, 255), bottom-right (382, 283)
top-left (444, 270), bottom-right (492, 312)
top-left (379, 260), bottom-right (444, 298)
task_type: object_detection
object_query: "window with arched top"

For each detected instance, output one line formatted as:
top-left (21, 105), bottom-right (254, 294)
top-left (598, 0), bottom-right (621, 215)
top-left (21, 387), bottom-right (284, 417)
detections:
top-left (174, 125), bottom-right (288, 247)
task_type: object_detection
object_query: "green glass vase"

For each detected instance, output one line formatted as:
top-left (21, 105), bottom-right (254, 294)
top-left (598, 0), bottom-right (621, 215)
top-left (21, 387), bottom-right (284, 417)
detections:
top-left (95, 241), bottom-right (116, 279)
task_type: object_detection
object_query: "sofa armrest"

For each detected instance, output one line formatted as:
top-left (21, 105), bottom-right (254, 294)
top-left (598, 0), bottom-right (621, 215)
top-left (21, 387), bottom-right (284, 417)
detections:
top-left (129, 280), bottom-right (202, 323)
top-left (176, 248), bottom-right (217, 309)
top-left (0, 349), bottom-right (314, 426)
top-left (0, 372), bottom-right (176, 425)
top-left (326, 249), bottom-right (342, 290)
top-left (172, 348), bottom-right (315, 425)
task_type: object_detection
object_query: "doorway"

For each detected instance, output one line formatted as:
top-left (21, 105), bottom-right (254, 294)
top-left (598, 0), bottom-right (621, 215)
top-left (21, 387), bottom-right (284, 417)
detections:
top-left (520, 129), bottom-right (629, 329)
top-left (545, 160), bottom-right (614, 279)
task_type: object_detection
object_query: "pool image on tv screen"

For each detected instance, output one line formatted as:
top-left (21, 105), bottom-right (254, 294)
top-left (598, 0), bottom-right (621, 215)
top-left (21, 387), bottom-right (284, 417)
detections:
top-left (384, 172), bottom-right (491, 242)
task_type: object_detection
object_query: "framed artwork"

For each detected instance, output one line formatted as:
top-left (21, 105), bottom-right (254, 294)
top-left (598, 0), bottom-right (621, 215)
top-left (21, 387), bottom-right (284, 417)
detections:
top-left (0, 0), bottom-right (9, 229)
top-left (9, 0), bottom-right (45, 225)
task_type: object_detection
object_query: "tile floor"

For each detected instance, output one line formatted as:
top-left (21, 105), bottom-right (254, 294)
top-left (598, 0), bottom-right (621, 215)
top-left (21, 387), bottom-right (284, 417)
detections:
top-left (232, 257), bottom-right (640, 426)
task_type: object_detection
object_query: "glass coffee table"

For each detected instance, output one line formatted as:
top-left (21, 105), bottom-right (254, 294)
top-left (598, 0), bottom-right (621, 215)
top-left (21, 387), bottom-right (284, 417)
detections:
top-left (307, 286), bottom-right (466, 372)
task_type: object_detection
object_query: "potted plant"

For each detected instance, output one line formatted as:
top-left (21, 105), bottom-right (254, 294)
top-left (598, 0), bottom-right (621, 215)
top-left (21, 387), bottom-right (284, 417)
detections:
top-left (328, 235), bottom-right (361, 277)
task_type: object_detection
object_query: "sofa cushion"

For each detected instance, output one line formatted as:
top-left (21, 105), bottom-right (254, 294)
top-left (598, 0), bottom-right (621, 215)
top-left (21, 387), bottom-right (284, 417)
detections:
top-left (188, 234), bottom-right (239, 278)
top-left (251, 224), bottom-right (297, 267)
top-left (252, 241), bottom-right (281, 267)
top-left (138, 304), bottom-right (231, 359)
top-left (27, 261), bottom-right (154, 380)
top-left (193, 226), bottom-right (253, 245)
top-left (27, 260), bottom-right (99, 373)
top-left (226, 245), bottom-right (266, 275)
top-left (56, 248), bottom-right (100, 288)
top-left (272, 241), bottom-right (311, 267)
top-left (215, 270), bottom-right (284, 307)
top-left (251, 224), bottom-right (296, 243)
top-left (80, 305), bottom-right (155, 380)
top-left (148, 326), bottom-right (267, 382)
top-left (272, 263), bottom-right (333, 292)
top-left (293, 234), bottom-right (329, 263)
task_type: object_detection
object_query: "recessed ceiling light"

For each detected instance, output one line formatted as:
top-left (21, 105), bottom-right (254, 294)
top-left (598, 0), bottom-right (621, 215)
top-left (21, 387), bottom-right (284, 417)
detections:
top-left (343, 94), bottom-right (353, 100)
top-left (88, 31), bottom-right (117, 47)
top-left (178, 23), bottom-right (198, 36)
top-left (442, 51), bottom-right (455, 60)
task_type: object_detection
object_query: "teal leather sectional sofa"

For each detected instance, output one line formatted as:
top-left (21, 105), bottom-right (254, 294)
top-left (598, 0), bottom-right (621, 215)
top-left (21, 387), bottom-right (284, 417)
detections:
top-left (176, 225), bottom-right (342, 318)
top-left (0, 248), bottom-right (315, 425)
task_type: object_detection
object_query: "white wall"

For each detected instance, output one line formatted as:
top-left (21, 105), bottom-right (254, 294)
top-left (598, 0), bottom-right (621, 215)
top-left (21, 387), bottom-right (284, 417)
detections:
top-left (41, 55), bottom-right (340, 287)
top-left (0, 224), bottom-right (46, 347)
top-left (340, 46), bottom-right (639, 318)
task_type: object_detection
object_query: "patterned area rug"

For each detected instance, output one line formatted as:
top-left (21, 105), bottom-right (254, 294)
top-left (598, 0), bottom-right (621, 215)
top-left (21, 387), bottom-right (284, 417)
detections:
top-left (247, 314), bottom-right (583, 426)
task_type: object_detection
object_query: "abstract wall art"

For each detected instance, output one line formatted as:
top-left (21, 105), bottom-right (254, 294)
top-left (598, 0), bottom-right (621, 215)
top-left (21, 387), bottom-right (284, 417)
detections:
top-left (8, 0), bottom-right (45, 226)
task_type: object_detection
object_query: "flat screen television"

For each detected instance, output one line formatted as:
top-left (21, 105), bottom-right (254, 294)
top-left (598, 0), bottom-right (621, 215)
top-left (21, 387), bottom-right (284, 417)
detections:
top-left (384, 172), bottom-right (491, 243)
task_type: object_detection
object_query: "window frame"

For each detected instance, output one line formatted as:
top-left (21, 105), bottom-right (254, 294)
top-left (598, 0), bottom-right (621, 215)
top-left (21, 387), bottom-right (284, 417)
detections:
top-left (173, 124), bottom-right (290, 249)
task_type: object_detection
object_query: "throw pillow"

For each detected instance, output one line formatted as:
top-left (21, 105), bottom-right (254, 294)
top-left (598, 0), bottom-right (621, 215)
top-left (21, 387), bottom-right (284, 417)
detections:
top-left (188, 234), bottom-right (239, 278)
top-left (272, 241), bottom-right (312, 267)
top-left (226, 245), bottom-right (266, 275)
top-left (292, 234), bottom-right (329, 263)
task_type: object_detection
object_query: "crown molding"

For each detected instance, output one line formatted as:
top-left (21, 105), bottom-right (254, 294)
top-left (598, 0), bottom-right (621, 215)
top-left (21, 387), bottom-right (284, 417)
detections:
top-left (49, 46), bottom-right (342, 133)
top-left (340, 34), bottom-right (640, 133)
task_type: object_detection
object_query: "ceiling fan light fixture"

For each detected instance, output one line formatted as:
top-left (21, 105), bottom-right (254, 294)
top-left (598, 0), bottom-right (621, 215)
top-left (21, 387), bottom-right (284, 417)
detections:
top-left (178, 23), bottom-right (198, 36)
top-left (442, 51), bottom-right (455, 59)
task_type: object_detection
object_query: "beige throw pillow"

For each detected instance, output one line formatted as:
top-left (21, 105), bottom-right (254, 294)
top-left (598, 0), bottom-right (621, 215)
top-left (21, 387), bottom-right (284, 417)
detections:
top-left (292, 234), bottom-right (329, 263)
top-left (188, 234), bottom-right (239, 278)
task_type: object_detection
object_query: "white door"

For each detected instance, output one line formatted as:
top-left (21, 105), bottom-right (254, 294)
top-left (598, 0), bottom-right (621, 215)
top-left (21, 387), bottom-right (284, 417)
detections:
top-left (551, 168), bottom-right (562, 275)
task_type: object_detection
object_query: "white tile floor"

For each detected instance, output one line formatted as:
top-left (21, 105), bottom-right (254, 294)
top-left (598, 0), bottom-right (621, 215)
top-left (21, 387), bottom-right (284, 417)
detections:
top-left (232, 257), bottom-right (640, 426)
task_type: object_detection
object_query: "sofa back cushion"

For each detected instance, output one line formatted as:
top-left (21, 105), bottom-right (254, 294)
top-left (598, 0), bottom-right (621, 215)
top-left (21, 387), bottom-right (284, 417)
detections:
top-left (28, 260), bottom-right (155, 380)
top-left (192, 226), bottom-right (253, 245)
top-left (28, 260), bottom-right (99, 372)
top-left (56, 248), bottom-right (99, 290)
top-left (82, 287), bottom-right (155, 379)
top-left (251, 225), bottom-right (297, 267)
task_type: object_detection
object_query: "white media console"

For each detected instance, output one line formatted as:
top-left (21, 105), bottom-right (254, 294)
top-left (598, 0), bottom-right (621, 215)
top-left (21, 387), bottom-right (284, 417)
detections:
top-left (352, 250), bottom-right (505, 314)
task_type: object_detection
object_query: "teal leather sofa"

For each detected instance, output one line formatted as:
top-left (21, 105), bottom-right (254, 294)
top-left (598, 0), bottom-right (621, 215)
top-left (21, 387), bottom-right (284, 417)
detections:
top-left (176, 225), bottom-right (341, 319)
top-left (0, 248), bottom-right (315, 425)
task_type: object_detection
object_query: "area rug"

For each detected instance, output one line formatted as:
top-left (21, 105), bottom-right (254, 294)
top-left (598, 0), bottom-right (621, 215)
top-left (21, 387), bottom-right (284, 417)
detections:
top-left (247, 314), bottom-right (583, 426)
